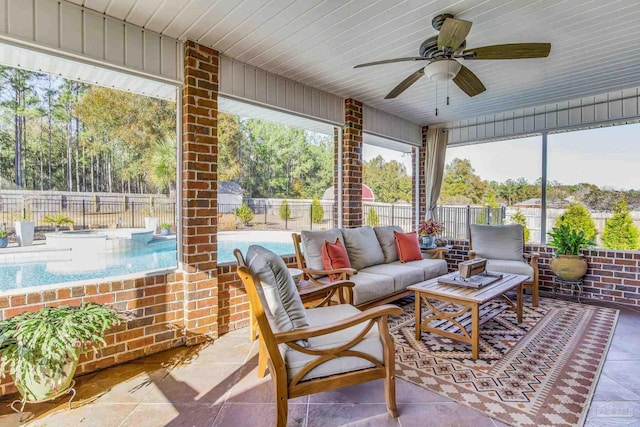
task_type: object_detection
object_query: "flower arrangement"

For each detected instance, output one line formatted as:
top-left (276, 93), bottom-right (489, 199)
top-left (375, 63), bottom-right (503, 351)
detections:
top-left (418, 219), bottom-right (444, 236)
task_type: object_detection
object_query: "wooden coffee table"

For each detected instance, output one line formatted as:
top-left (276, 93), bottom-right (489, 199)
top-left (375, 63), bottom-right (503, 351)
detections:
top-left (408, 272), bottom-right (529, 359)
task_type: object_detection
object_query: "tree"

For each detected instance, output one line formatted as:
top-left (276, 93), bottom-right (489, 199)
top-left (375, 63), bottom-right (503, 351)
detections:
top-left (510, 209), bottom-right (531, 242)
top-left (553, 202), bottom-right (597, 242)
top-left (602, 198), bottom-right (640, 250)
top-left (440, 158), bottom-right (486, 204)
top-left (363, 155), bottom-right (412, 203)
top-left (366, 207), bottom-right (379, 227)
top-left (148, 139), bottom-right (177, 195)
top-left (279, 199), bottom-right (291, 220)
top-left (311, 197), bottom-right (324, 224)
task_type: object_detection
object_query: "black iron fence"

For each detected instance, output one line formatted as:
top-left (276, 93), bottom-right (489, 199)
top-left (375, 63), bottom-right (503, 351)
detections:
top-left (219, 200), bottom-right (336, 231)
top-left (437, 205), bottom-right (506, 240)
top-left (0, 198), bottom-right (176, 232)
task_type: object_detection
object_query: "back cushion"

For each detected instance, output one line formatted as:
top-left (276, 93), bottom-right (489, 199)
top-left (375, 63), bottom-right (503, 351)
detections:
top-left (321, 239), bottom-right (352, 280)
top-left (374, 225), bottom-right (403, 263)
top-left (301, 228), bottom-right (344, 273)
top-left (470, 224), bottom-right (524, 261)
top-left (394, 231), bottom-right (423, 263)
top-left (340, 226), bottom-right (385, 270)
top-left (246, 245), bottom-right (309, 335)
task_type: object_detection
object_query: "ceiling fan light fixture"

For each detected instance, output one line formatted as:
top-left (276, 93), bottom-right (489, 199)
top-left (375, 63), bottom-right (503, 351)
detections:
top-left (424, 59), bottom-right (461, 81)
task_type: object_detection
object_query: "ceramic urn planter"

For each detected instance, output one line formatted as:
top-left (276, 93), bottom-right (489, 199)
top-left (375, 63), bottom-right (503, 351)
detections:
top-left (550, 254), bottom-right (588, 281)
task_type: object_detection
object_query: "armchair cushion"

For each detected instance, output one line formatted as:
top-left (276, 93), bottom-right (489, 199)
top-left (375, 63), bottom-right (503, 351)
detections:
top-left (284, 304), bottom-right (383, 382)
top-left (246, 245), bottom-right (309, 335)
top-left (486, 260), bottom-right (534, 281)
top-left (321, 239), bottom-right (352, 280)
top-left (470, 224), bottom-right (524, 261)
top-left (374, 225), bottom-right (403, 263)
top-left (301, 228), bottom-right (344, 274)
top-left (341, 226), bottom-right (385, 270)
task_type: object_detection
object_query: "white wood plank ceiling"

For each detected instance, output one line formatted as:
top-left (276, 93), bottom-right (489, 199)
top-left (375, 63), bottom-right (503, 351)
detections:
top-left (63, 0), bottom-right (640, 126)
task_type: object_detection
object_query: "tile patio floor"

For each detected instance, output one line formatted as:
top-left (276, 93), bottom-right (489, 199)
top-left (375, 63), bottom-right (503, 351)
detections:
top-left (1, 298), bottom-right (639, 427)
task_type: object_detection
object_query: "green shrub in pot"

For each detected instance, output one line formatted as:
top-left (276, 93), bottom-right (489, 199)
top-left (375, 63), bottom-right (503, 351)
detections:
top-left (0, 303), bottom-right (121, 402)
top-left (547, 224), bottom-right (595, 280)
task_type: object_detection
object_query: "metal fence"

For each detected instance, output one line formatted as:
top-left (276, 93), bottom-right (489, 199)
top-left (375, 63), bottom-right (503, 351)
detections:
top-left (1, 198), bottom-right (176, 232)
top-left (437, 205), bottom-right (506, 240)
top-left (220, 200), bottom-right (336, 231)
top-left (363, 203), bottom-right (413, 231)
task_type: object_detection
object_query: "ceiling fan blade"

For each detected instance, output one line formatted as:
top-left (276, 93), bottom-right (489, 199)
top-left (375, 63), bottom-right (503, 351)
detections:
top-left (385, 69), bottom-right (425, 99)
top-left (437, 18), bottom-right (472, 51)
top-left (354, 57), bottom-right (429, 68)
top-left (453, 65), bottom-right (486, 97)
top-left (463, 43), bottom-right (551, 59)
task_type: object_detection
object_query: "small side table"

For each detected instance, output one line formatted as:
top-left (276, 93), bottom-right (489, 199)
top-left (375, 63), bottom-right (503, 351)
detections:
top-left (421, 246), bottom-right (450, 260)
top-left (553, 276), bottom-right (584, 302)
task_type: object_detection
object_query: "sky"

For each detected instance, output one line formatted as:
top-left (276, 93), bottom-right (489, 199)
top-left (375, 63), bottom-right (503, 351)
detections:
top-left (445, 123), bottom-right (640, 191)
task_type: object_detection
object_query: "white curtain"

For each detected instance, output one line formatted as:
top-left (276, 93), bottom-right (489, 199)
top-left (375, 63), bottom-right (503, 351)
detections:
top-left (424, 127), bottom-right (448, 220)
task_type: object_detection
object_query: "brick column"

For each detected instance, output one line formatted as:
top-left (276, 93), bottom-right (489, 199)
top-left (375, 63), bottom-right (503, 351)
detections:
top-left (182, 41), bottom-right (219, 345)
top-left (342, 98), bottom-right (363, 227)
top-left (412, 126), bottom-right (428, 225)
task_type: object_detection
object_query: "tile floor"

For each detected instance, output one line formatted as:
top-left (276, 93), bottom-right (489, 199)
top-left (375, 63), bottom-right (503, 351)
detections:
top-left (0, 298), bottom-right (638, 427)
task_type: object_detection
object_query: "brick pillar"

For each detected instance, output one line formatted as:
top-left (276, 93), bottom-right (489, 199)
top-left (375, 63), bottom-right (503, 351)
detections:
top-left (182, 41), bottom-right (219, 345)
top-left (342, 98), bottom-right (363, 227)
top-left (413, 126), bottom-right (428, 225)
top-left (333, 127), bottom-right (340, 227)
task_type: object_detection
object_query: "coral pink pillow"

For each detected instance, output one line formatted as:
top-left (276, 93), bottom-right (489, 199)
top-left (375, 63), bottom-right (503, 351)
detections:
top-left (321, 239), bottom-right (351, 280)
top-left (394, 232), bottom-right (423, 263)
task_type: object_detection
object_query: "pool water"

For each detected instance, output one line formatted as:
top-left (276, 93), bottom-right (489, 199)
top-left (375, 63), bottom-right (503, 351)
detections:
top-left (0, 240), bottom-right (294, 291)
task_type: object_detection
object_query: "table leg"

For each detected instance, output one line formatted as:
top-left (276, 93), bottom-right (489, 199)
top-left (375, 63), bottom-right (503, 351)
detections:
top-left (415, 293), bottom-right (422, 341)
top-left (471, 304), bottom-right (479, 359)
top-left (517, 284), bottom-right (523, 323)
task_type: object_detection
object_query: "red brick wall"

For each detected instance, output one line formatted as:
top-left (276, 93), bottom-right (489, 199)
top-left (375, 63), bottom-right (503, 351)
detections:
top-left (182, 41), bottom-right (220, 345)
top-left (342, 98), bottom-right (363, 228)
top-left (0, 272), bottom-right (185, 396)
top-left (412, 126), bottom-right (428, 225)
top-left (443, 239), bottom-right (640, 305)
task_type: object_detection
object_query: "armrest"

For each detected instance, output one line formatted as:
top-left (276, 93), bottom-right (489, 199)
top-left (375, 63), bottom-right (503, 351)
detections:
top-left (468, 250), bottom-right (477, 260)
top-left (274, 304), bottom-right (403, 344)
top-left (523, 252), bottom-right (540, 263)
top-left (302, 267), bottom-right (357, 277)
top-left (298, 280), bottom-right (355, 300)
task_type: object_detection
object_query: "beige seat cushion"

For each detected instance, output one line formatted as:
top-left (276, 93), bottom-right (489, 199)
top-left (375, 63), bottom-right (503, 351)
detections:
top-left (485, 259), bottom-right (534, 281)
top-left (341, 226), bottom-right (385, 270)
top-left (318, 271), bottom-right (394, 306)
top-left (360, 264), bottom-right (424, 293)
top-left (373, 225), bottom-right (403, 263)
top-left (470, 224), bottom-right (524, 261)
top-left (391, 258), bottom-right (448, 281)
top-left (284, 304), bottom-right (383, 382)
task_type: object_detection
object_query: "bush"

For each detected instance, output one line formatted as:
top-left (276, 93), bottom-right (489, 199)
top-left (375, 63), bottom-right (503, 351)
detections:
top-left (311, 197), bottom-right (324, 224)
top-left (602, 198), bottom-right (640, 250)
top-left (234, 203), bottom-right (254, 226)
top-left (219, 213), bottom-right (238, 231)
top-left (279, 200), bottom-right (291, 220)
top-left (554, 202), bottom-right (597, 243)
top-left (42, 214), bottom-right (73, 230)
top-left (366, 207), bottom-right (379, 227)
top-left (510, 209), bottom-right (530, 242)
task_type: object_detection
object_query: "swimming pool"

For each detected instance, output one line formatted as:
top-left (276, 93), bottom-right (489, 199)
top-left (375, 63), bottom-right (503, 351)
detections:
top-left (0, 240), bottom-right (294, 291)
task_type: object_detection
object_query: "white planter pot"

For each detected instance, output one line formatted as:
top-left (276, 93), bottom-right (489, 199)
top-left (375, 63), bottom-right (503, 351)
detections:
top-left (144, 217), bottom-right (158, 232)
top-left (15, 221), bottom-right (35, 246)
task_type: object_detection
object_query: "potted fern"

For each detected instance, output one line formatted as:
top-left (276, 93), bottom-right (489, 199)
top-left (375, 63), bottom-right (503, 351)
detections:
top-left (0, 303), bottom-right (120, 403)
top-left (547, 224), bottom-right (595, 280)
top-left (0, 229), bottom-right (8, 248)
top-left (159, 222), bottom-right (171, 236)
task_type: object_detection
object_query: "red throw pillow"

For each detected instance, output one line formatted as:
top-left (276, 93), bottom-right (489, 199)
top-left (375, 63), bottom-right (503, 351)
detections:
top-left (394, 231), bottom-right (423, 263)
top-left (321, 239), bottom-right (351, 280)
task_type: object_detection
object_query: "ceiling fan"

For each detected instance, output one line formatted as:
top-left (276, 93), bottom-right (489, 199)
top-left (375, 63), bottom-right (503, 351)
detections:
top-left (354, 14), bottom-right (551, 99)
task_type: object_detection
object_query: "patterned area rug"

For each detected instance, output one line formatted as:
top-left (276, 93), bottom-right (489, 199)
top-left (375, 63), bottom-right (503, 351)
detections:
top-left (390, 296), bottom-right (618, 427)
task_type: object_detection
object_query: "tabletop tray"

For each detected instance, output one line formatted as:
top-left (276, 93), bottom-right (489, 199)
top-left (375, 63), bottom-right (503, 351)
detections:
top-left (437, 271), bottom-right (504, 289)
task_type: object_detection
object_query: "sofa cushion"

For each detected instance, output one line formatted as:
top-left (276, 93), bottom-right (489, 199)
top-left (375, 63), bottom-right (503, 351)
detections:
top-left (321, 239), bottom-right (351, 280)
top-left (391, 258), bottom-right (448, 281)
top-left (341, 226), bottom-right (385, 270)
top-left (285, 304), bottom-right (382, 382)
top-left (246, 245), bottom-right (309, 336)
top-left (394, 231), bottom-right (423, 263)
top-left (374, 225), bottom-right (402, 263)
top-left (470, 224), bottom-right (524, 261)
top-left (301, 228), bottom-right (344, 273)
top-left (360, 264), bottom-right (425, 293)
top-left (486, 260), bottom-right (534, 280)
top-left (318, 271), bottom-right (394, 306)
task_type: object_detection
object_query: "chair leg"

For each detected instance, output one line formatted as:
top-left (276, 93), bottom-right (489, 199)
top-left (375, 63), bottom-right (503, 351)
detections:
top-left (275, 384), bottom-right (288, 427)
top-left (385, 370), bottom-right (398, 418)
top-left (258, 338), bottom-right (268, 378)
top-left (532, 282), bottom-right (539, 307)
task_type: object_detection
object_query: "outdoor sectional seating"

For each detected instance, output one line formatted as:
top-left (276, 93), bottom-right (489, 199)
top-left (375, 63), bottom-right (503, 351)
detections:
top-left (293, 225), bottom-right (448, 309)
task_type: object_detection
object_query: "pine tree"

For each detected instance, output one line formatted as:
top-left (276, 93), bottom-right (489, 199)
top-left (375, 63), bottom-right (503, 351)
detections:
top-left (553, 202), bottom-right (597, 243)
top-left (311, 197), bottom-right (324, 224)
top-left (510, 209), bottom-right (531, 242)
top-left (602, 198), bottom-right (640, 250)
